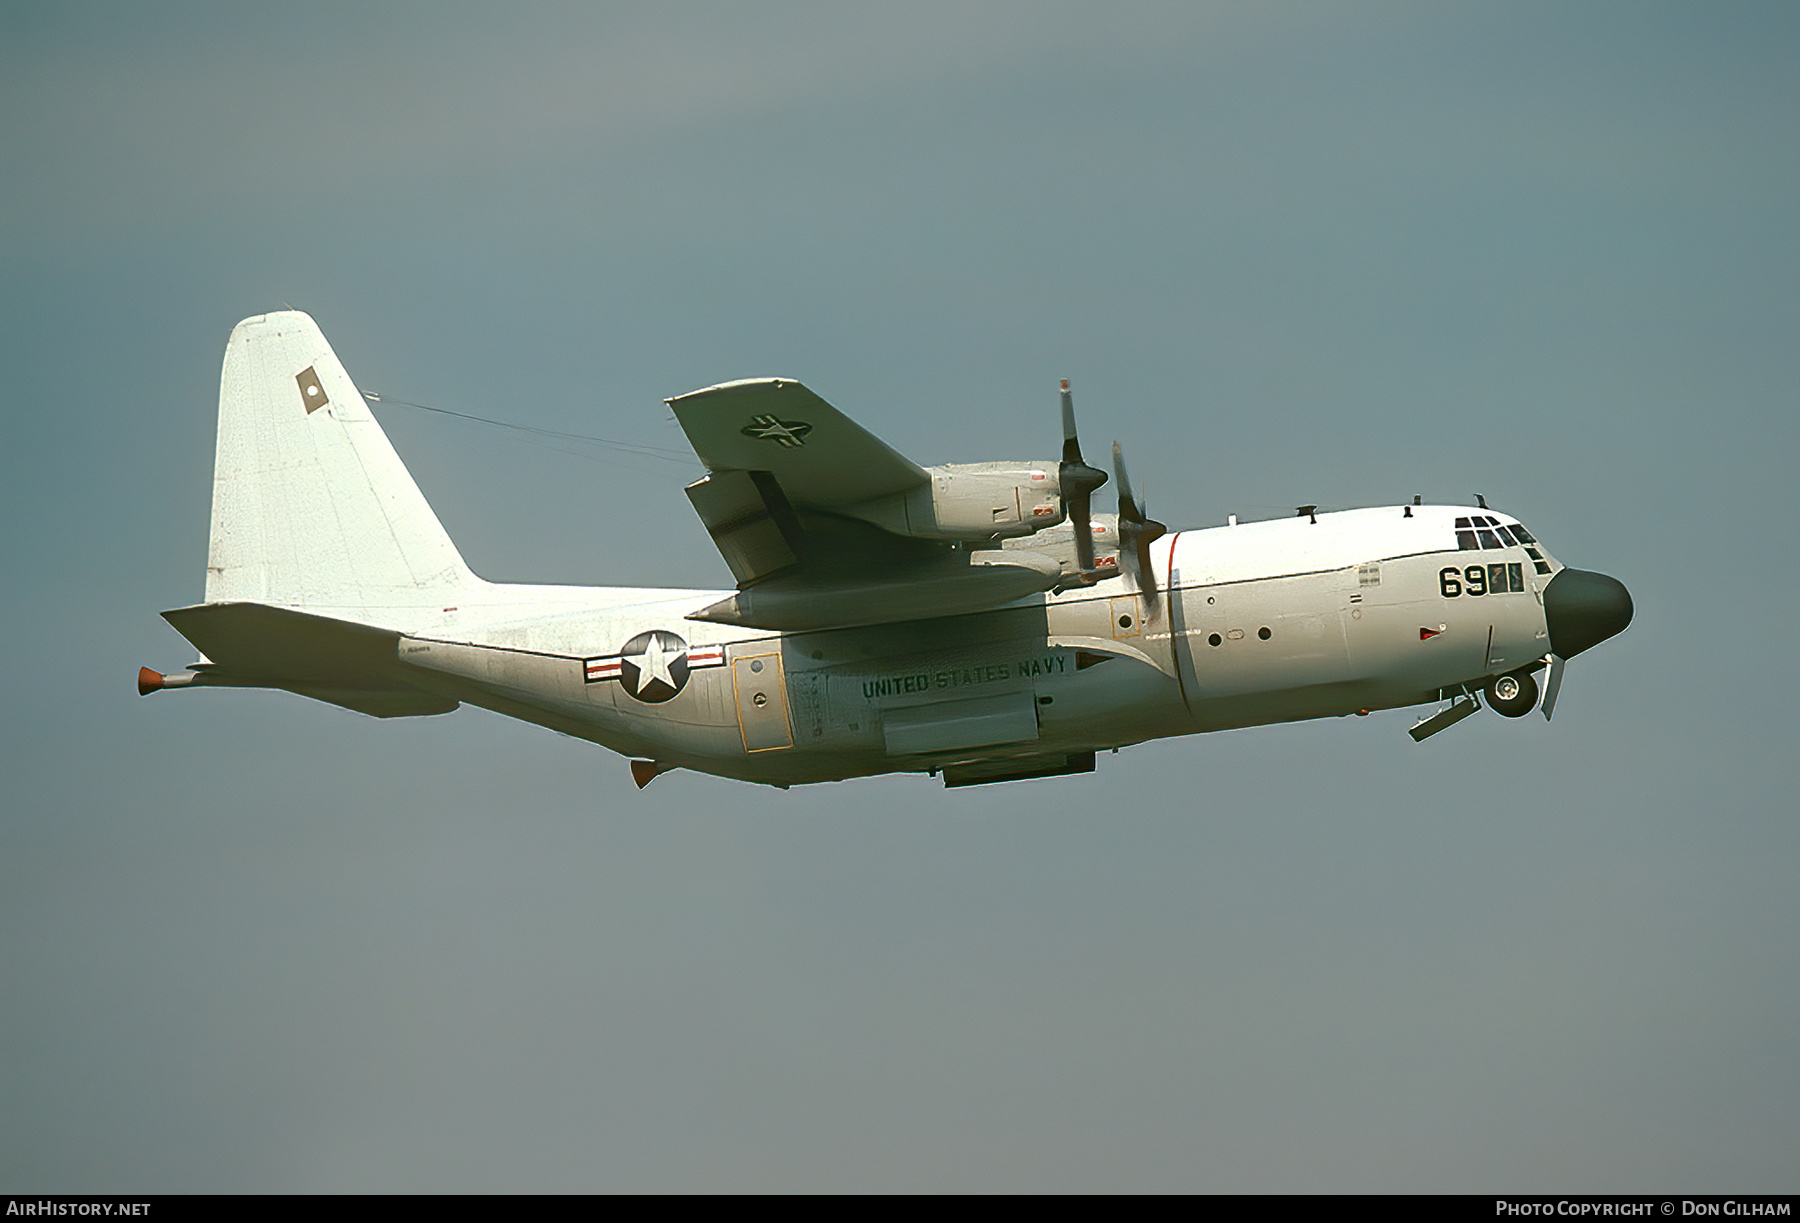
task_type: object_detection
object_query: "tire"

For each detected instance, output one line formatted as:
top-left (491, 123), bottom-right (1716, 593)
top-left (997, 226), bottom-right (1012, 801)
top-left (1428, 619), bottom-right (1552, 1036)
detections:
top-left (1485, 669), bottom-right (1539, 718)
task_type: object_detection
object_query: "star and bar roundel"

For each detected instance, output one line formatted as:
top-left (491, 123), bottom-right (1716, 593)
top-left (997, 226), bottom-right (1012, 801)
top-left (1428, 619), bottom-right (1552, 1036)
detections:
top-left (740, 414), bottom-right (812, 448)
top-left (584, 631), bottom-right (725, 703)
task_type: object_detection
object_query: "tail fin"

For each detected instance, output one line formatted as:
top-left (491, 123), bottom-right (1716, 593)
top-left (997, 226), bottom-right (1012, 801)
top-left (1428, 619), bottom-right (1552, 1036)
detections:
top-left (205, 312), bottom-right (476, 613)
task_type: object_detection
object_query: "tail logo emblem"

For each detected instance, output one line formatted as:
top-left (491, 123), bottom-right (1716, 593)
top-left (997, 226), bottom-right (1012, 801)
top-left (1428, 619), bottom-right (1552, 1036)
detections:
top-left (296, 366), bottom-right (330, 414)
top-left (584, 632), bottom-right (726, 703)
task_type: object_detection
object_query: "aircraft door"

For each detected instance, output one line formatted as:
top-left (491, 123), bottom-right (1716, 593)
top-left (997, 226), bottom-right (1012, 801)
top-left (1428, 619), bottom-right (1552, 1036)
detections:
top-left (732, 652), bottom-right (794, 752)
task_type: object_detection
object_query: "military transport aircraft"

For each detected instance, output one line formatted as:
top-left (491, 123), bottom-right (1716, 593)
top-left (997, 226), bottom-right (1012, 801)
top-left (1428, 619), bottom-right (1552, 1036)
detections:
top-left (139, 312), bottom-right (1633, 788)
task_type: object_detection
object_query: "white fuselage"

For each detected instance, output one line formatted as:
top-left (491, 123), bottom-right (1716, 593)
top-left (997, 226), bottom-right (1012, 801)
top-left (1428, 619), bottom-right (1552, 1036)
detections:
top-left (387, 504), bottom-right (1560, 786)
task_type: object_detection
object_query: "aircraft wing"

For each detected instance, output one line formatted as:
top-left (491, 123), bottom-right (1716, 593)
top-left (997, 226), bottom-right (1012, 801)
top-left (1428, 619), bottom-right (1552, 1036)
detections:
top-left (667, 379), bottom-right (1061, 631)
top-left (667, 378), bottom-right (927, 507)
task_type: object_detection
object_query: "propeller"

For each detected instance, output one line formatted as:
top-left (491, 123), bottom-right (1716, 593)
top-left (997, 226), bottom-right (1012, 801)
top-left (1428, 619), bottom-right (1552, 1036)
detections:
top-left (1112, 440), bottom-right (1167, 616)
top-left (1058, 379), bottom-right (1109, 573)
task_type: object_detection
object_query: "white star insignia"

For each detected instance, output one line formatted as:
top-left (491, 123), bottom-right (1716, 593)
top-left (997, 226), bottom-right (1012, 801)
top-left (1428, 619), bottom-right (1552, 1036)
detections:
top-left (637, 632), bottom-right (679, 694)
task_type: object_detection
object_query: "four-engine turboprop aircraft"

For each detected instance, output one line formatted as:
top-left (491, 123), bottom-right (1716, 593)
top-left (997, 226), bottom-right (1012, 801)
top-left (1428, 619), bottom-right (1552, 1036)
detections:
top-left (140, 312), bottom-right (1634, 788)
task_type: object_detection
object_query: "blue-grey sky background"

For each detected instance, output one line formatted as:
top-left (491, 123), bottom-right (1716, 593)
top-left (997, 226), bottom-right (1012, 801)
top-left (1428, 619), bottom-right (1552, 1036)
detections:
top-left (3, 0), bottom-right (1796, 1192)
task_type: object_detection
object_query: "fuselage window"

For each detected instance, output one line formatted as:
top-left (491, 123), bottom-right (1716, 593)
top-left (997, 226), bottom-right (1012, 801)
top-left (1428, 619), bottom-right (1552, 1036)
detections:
top-left (1455, 516), bottom-right (1473, 528)
top-left (1457, 530), bottom-right (1479, 550)
top-left (1477, 528), bottom-right (1502, 549)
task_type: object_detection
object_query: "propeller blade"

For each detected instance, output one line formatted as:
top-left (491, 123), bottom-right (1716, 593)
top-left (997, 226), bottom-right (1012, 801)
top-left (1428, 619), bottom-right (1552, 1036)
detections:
top-left (1132, 531), bottom-right (1160, 610)
top-left (1060, 379), bottom-right (1079, 463)
top-left (1069, 490), bottom-right (1095, 573)
top-left (1112, 441), bottom-right (1166, 615)
top-left (1112, 439), bottom-right (1137, 517)
top-left (1057, 379), bottom-right (1107, 574)
top-left (1540, 654), bottom-right (1566, 720)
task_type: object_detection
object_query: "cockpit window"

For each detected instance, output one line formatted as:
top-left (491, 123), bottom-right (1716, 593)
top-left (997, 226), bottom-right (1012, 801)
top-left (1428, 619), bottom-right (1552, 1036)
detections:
top-left (1451, 514), bottom-right (1552, 570)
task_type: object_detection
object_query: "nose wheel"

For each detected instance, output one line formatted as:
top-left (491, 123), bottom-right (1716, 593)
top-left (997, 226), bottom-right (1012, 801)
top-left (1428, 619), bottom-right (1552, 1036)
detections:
top-left (1484, 669), bottom-right (1540, 718)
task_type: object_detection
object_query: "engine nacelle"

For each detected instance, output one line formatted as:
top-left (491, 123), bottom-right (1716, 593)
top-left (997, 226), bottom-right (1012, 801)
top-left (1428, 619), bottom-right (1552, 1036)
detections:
top-left (848, 462), bottom-right (1065, 541)
top-left (1001, 512), bottom-right (1121, 578)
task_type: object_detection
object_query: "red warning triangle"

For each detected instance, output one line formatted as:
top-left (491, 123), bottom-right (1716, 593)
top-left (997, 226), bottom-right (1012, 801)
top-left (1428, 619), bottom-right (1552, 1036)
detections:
top-left (1419, 627), bottom-right (1443, 641)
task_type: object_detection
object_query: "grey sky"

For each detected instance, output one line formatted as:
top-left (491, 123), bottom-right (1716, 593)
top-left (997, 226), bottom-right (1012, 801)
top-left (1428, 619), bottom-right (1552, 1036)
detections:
top-left (3, 1), bottom-right (1795, 1191)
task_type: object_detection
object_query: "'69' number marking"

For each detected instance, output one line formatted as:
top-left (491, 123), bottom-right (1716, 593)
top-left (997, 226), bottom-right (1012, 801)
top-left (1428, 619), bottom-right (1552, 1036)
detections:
top-left (1441, 564), bottom-right (1524, 597)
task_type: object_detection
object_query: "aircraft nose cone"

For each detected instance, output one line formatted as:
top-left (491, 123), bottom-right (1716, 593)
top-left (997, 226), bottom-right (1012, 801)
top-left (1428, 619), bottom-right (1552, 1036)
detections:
top-left (1543, 567), bottom-right (1633, 658)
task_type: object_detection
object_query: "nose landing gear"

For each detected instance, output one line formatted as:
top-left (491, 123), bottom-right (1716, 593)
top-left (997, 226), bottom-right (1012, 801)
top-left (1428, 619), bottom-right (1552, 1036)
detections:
top-left (1414, 662), bottom-right (1556, 741)
top-left (1484, 669), bottom-right (1540, 718)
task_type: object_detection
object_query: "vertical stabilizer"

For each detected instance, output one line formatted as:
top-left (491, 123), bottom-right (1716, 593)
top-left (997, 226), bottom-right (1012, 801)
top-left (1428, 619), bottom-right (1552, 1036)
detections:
top-left (205, 312), bottom-right (476, 613)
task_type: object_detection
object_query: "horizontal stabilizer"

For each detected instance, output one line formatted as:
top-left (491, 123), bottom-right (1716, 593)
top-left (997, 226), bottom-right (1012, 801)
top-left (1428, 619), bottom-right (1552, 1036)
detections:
top-left (162, 602), bottom-right (457, 717)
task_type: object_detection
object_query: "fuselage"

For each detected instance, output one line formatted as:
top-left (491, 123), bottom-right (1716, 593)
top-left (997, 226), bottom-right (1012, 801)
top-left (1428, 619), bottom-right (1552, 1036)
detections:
top-left (381, 503), bottom-right (1623, 787)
